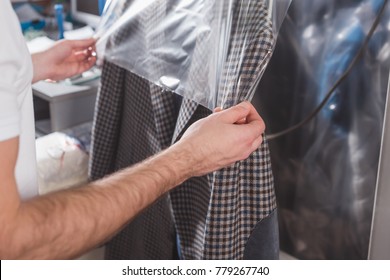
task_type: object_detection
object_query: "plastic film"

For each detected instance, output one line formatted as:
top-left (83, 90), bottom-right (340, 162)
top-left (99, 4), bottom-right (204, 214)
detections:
top-left (95, 0), bottom-right (291, 109)
top-left (254, 0), bottom-right (390, 259)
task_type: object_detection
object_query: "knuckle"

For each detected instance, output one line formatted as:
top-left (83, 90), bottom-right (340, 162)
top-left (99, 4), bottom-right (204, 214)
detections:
top-left (258, 118), bottom-right (266, 131)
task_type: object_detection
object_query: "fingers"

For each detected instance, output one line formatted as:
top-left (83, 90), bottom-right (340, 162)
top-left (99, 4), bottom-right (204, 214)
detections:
top-left (78, 56), bottom-right (97, 73)
top-left (243, 101), bottom-right (263, 125)
top-left (64, 52), bottom-right (96, 77)
top-left (213, 107), bottom-right (222, 113)
top-left (67, 39), bottom-right (97, 62)
top-left (69, 38), bottom-right (97, 50)
top-left (179, 101), bottom-right (266, 175)
top-left (243, 104), bottom-right (265, 135)
top-left (72, 48), bottom-right (96, 62)
top-left (213, 101), bottom-right (265, 152)
top-left (237, 118), bottom-right (265, 146)
top-left (216, 102), bottom-right (251, 124)
top-left (54, 39), bottom-right (96, 63)
top-left (235, 118), bottom-right (247, 125)
top-left (228, 102), bottom-right (265, 145)
top-left (214, 101), bottom-right (263, 126)
top-left (247, 135), bottom-right (264, 156)
top-left (214, 106), bottom-right (246, 124)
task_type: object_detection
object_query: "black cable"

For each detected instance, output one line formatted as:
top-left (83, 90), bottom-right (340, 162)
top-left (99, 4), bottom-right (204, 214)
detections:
top-left (267, 0), bottom-right (389, 141)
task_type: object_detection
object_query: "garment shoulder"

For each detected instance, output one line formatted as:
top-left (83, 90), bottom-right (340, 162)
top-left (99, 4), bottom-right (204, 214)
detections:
top-left (0, 1), bottom-right (32, 141)
top-left (0, 1), bottom-right (32, 87)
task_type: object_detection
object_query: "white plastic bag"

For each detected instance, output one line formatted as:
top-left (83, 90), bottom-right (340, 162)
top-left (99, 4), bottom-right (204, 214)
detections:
top-left (36, 132), bottom-right (89, 195)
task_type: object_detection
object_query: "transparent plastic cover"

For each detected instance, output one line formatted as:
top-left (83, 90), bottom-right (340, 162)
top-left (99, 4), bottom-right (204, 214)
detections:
top-left (95, 0), bottom-right (291, 109)
top-left (254, 0), bottom-right (390, 259)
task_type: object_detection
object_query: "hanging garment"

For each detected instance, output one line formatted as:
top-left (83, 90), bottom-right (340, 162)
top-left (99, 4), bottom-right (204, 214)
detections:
top-left (90, 0), bottom-right (279, 260)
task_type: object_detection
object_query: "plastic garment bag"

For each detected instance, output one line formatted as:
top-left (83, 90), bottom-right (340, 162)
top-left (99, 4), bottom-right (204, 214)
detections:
top-left (95, 0), bottom-right (291, 109)
top-left (254, 0), bottom-right (390, 259)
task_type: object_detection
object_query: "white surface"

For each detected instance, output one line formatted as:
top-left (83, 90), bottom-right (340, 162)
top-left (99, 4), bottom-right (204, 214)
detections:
top-left (14, 3), bottom-right (43, 22)
top-left (27, 36), bottom-right (55, 54)
top-left (33, 80), bottom-right (92, 99)
top-left (64, 26), bottom-right (95, 40)
top-left (32, 79), bottom-right (98, 132)
top-left (35, 132), bottom-right (89, 195)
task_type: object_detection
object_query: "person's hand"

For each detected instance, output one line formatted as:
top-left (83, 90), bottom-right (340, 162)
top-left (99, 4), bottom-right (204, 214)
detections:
top-left (177, 101), bottom-right (265, 177)
top-left (32, 38), bottom-right (96, 83)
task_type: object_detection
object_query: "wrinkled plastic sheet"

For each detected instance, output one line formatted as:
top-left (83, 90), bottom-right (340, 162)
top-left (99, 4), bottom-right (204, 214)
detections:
top-left (36, 132), bottom-right (89, 195)
top-left (254, 0), bottom-right (390, 259)
top-left (95, 0), bottom-right (291, 109)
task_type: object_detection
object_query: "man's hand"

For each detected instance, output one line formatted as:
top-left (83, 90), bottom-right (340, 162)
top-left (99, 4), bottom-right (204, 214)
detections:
top-left (176, 101), bottom-right (265, 177)
top-left (32, 38), bottom-right (96, 83)
top-left (0, 100), bottom-right (265, 259)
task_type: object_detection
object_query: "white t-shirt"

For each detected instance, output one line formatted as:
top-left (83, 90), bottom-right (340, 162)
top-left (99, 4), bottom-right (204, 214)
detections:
top-left (0, 0), bottom-right (38, 200)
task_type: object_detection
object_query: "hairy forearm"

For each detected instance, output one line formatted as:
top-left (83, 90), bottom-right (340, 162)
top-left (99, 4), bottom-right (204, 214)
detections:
top-left (1, 101), bottom-right (264, 259)
top-left (5, 143), bottom-right (193, 259)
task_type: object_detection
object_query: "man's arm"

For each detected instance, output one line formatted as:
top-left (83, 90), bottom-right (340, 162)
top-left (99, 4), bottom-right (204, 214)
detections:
top-left (0, 102), bottom-right (265, 259)
top-left (0, 136), bottom-right (193, 259)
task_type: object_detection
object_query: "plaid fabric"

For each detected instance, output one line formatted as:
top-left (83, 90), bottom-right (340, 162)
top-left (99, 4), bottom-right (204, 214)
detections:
top-left (90, 0), bottom-right (277, 260)
top-left (90, 62), bottom-right (179, 259)
top-left (90, 1), bottom-right (179, 259)
top-left (89, 61), bottom-right (125, 179)
top-left (217, 0), bottom-right (274, 107)
top-left (170, 106), bottom-right (276, 260)
top-left (170, 0), bottom-right (277, 259)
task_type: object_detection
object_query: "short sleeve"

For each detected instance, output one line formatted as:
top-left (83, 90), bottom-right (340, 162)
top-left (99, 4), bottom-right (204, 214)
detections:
top-left (0, 82), bottom-right (20, 141)
top-left (0, 1), bottom-right (31, 141)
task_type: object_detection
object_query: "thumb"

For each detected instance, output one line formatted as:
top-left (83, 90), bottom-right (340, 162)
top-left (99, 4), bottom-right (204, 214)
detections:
top-left (70, 38), bottom-right (97, 50)
top-left (213, 107), bottom-right (222, 113)
top-left (217, 102), bottom-right (251, 124)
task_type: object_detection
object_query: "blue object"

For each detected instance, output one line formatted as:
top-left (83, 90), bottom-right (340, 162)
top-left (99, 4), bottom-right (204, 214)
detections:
top-left (98, 0), bottom-right (107, 15)
top-left (318, 10), bottom-right (365, 126)
top-left (316, 0), bottom-right (385, 133)
top-left (20, 19), bottom-right (46, 32)
top-left (54, 4), bottom-right (64, 40)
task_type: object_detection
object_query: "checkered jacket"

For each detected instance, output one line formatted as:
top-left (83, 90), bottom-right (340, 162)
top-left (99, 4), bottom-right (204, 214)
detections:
top-left (89, 0), bottom-right (278, 259)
